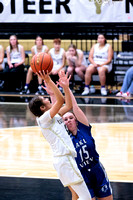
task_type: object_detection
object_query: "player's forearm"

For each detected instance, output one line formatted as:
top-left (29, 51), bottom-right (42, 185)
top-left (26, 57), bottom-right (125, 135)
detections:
top-left (63, 87), bottom-right (72, 111)
top-left (47, 79), bottom-right (64, 103)
top-left (89, 56), bottom-right (96, 65)
top-left (69, 89), bottom-right (78, 108)
top-left (50, 94), bottom-right (57, 105)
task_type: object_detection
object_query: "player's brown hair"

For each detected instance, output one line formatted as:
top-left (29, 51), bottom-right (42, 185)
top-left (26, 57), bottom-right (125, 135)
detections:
top-left (53, 38), bottom-right (61, 44)
top-left (68, 44), bottom-right (78, 57)
top-left (9, 35), bottom-right (19, 52)
top-left (97, 33), bottom-right (107, 44)
top-left (35, 35), bottom-right (44, 45)
top-left (29, 96), bottom-right (45, 117)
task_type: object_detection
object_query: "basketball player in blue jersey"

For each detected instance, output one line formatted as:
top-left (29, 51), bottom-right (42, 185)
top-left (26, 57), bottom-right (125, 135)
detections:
top-left (62, 90), bottom-right (113, 200)
top-left (43, 71), bottom-right (113, 200)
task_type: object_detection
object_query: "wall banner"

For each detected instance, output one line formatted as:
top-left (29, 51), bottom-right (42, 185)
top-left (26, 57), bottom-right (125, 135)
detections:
top-left (0, 0), bottom-right (133, 23)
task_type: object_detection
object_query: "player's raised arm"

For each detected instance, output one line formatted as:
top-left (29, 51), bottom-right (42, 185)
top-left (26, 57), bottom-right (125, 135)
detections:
top-left (57, 71), bottom-right (72, 116)
top-left (69, 89), bottom-right (89, 126)
top-left (37, 70), bottom-right (64, 118)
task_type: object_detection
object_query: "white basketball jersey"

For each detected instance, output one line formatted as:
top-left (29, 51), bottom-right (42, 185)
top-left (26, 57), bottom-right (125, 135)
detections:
top-left (49, 48), bottom-right (64, 70)
top-left (8, 44), bottom-right (22, 64)
top-left (37, 110), bottom-right (77, 157)
top-left (33, 45), bottom-right (48, 55)
top-left (93, 43), bottom-right (110, 65)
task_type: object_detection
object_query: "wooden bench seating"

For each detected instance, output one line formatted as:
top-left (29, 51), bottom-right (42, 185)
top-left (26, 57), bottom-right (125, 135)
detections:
top-left (0, 39), bottom-right (131, 91)
top-left (0, 38), bottom-right (123, 65)
top-left (0, 39), bottom-right (123, 52)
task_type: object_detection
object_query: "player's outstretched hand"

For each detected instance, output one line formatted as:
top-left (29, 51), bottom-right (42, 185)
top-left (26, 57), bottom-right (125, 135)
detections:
top-left (36, 70), bottom-right (50, 82)
top-left (58, 70), bottom-right (71, 89)
top-left (42, 80), bottom-right (54, 95)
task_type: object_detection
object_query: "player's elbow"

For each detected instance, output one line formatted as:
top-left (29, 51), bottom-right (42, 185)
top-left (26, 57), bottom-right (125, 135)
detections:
top-left (108, 58), bottom-right (112, 64)
top-left (59, 97), bottom-right (65, 105)
top-left (67, 103), bottom-right (72, 111)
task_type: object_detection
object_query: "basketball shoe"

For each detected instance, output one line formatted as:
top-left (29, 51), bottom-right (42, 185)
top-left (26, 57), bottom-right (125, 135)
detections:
top-left (82, 87), bottom-right (90, 95)
top-left (20, 86), bottom-right (30, 95)
top-left (35, 86), bottom-right (45, 95)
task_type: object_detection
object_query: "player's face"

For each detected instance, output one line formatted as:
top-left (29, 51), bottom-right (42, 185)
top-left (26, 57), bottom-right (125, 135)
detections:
top-left (40, 96), bottom-right (51, 111)
top-left (54, 42), bottom-right (60, 51)
top-left (63, 112), bottom-right (77, 133)
top-left (68, 47), bottom-right (76, 56)
top-left (97, 35), bottom-right (106, 45)
top-left (10, 36), bottom-right (17, 47)
top-left (36, 37), bottom-right (43, 46)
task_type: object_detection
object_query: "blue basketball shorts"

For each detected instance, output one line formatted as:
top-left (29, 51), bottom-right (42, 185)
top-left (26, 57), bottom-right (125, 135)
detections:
top-left (81, 162), bottom-right (112, 198)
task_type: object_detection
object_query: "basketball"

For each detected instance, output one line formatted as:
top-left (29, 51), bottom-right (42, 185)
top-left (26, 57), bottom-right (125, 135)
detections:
top-left (30, 52), bottom-right (53, 74)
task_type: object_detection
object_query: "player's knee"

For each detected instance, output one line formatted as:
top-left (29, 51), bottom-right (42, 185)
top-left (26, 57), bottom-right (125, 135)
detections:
top-left (28, 67), bottom-right (33, 73)
top-left (75, 67), bottom-right (80, 73)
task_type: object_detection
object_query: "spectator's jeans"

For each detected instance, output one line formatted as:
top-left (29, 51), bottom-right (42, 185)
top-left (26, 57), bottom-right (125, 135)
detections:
top-left (1, 63), bottom-right (24, 90)
top-left (121, 66), bottom-right (133, 94)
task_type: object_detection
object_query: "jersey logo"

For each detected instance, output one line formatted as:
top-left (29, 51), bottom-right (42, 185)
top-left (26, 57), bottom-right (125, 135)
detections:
top-left (101, 184), bottom-right (108, 193)
top-left (57, 118), bottom-right (64, 124)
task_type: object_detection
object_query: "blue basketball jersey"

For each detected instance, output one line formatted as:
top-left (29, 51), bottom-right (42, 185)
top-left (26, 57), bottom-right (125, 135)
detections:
top-left (68, 121), bottom-right (112, 198)
top-left (69, 121), bottom-right (99, 171)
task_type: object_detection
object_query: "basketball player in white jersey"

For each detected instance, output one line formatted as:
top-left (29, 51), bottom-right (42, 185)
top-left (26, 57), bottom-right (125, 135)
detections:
top-left (29, 71), bottom-right (91, 200)
top-left (82, 34), bottom-right (113, 96)
top-left (49, 38), bottom-right (66, 91)
top-left (20, 36), bottom-right (49, 95)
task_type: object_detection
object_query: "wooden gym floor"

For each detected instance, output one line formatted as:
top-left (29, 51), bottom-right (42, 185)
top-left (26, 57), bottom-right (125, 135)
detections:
top-left (0, 95), bottom-right (133, 200)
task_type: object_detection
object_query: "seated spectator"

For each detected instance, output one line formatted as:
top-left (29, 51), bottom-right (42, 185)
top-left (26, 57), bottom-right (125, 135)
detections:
top-left (1, 35), bottom-right (25, 91)
top-left (0, 44), bottom-right (4, 88)
top-left (82, 33), bottom-right (113, 96)
top-left (116, 66), bottom-right (133, 97)
top-left (48, 38), bottom-right (66, 91)
top-left (0, 44), bottom-right (4, 71)
top-left (66, 44), bottom-right (87, 86)
top-left (20, 36), bottom-right (49, 95)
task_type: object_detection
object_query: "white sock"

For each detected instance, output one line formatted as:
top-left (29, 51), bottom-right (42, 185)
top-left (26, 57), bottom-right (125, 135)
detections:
top-left (71, 181), bottom-right (91, 200)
